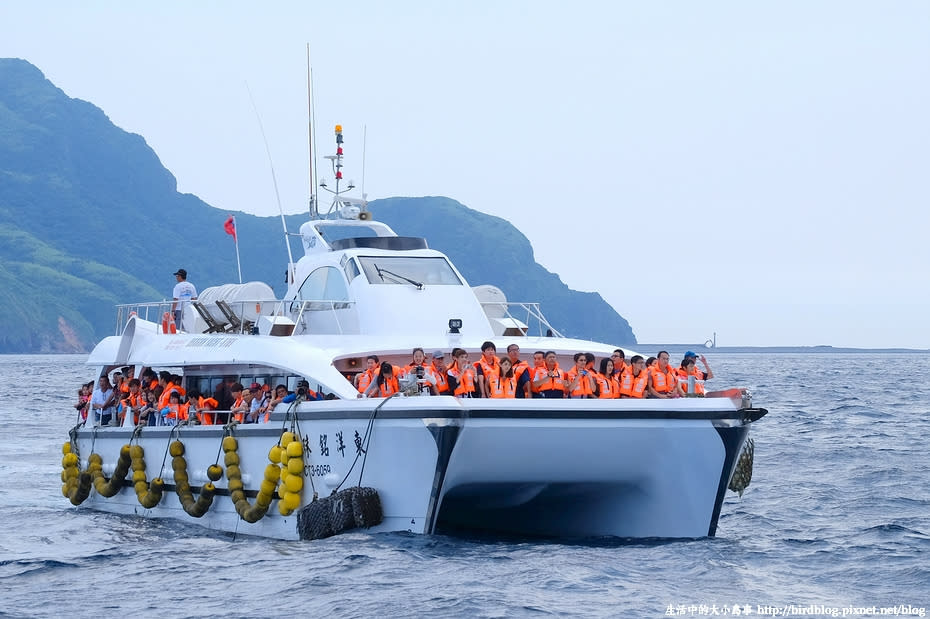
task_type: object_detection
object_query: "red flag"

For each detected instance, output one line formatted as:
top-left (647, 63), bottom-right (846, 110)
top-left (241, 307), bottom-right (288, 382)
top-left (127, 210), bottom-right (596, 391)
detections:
top-left (224, 216), bottom-right (237, 242)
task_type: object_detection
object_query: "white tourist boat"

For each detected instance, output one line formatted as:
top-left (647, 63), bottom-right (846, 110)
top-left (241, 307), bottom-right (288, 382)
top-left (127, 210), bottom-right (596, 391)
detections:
top-left (61, 126), bottom-right (767, 541)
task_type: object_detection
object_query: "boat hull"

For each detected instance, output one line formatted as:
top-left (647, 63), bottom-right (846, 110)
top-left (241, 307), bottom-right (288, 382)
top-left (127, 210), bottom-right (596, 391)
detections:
top-left (67, 397), bottom-right (763, 540)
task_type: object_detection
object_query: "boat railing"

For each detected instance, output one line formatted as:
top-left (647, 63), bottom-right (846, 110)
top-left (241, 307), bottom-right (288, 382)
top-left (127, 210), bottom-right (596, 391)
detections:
top-left (480, 301), bottom-right (564, 338)
top-left (290, 299), bottom-right (356, 335)
top-left (115, 299), bottom-right (284, 335)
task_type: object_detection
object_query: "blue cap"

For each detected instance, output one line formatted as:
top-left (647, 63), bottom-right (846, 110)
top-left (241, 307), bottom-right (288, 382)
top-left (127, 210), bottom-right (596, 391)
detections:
top-left (684, 351), bottom-right (698, 358)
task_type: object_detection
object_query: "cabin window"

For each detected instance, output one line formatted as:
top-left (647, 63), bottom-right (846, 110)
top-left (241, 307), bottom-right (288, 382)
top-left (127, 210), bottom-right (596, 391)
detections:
top-left (343, 257), bottom-right (361, 282)
top-left (297, 266), bottom-right (349, 301)
top-left (357, 256), bottom-right (462, 286)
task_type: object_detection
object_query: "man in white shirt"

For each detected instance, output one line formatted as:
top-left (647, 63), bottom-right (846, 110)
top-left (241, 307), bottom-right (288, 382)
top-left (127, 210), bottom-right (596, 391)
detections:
top-left (171, 268), bottom-right (198, 332)
top-left (89, 375), bottom-right (117, 426)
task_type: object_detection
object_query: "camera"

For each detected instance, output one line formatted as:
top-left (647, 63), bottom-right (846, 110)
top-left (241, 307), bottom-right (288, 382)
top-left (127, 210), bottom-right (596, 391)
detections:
top-left (297, 387), bottom-right (307, 397)
top-left (415, 366), bottom-right (425, 379)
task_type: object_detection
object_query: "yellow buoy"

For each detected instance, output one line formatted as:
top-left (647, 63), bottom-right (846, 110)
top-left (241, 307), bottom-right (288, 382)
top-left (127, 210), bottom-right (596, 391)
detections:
top-left (169, 441), bottom-right (185, 457)
top-left (263, 464), bottom-right (281, 483)
top-left (286, 441), bottom-right (303, 458)
top-left (284, 474), bottom-right (303, 493)
top-left (268, 445), bottom-right (282, 463)
top-left (282, 491), bottom-right (301, 511)
top-left (224, 452), bottom-right (240, 468)
top-left (62, 443), bottom-right (72, 455)
top-left (222, 436), bottom-right (238, 452)
top-left (287, 458), bottom-right (304, 475)
top-left (207, 465), bottom-right (223, 482)
top-left (280, 432), bottom-right (296, 447)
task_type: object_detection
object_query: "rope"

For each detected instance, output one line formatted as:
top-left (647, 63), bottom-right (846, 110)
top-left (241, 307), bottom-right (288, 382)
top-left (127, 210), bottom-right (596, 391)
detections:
top-left (159, 425), bottom-right (181, 479)
top-left (330, 392), bottom-right (398, 493)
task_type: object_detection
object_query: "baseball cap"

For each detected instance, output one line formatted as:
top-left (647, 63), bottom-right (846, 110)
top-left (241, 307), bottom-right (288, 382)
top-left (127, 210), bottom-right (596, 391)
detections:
top-left (432, 350), bottom-right (444, 358)
top-left (173, 269), bottom-right (187, 277)
top-left (249, 382), bottom-right (262, 391)
top-left (684, 351), bottom-right (698, 358)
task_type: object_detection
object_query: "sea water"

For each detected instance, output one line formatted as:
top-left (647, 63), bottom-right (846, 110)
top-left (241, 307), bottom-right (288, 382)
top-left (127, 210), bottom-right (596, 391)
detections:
top-left (0, 353), bottom-right (928, 618)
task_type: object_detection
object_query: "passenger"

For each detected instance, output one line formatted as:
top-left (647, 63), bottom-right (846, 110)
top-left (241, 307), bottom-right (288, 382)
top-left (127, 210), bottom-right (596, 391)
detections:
top-left (296, 379), bottom-right (323, 401)
top-left (171, 268), bottom-right (198, 332)
top-left (89, 375), bottom-right (118, 426)
top-left (119, 366), bottom-right (134, 394)
top-left (474, 341), bottom-right (499, 398)
top-left (138, 390), bottom-right (159, 426)
top-left (74, 382), bottom-right (92, 419)
top-left (597, 358), bottom-right (620, 399)
top-left (647, 351), bottom-right (684, 399)
top-left (161, 390), bottom-right (189, 425)
top-left (529, 351), bottom-right (546, 398)
top-left (682, 350), bottom-right (714, 381)
top-left (230, 383), bottom-right (248, 422)
top-left (120, 379), bottom-right (145, 425)
top-left (678, 358), bottom-right (706, 396)
top-left (447, 348), bottom-right (477, 398)
top-left (364, 362), bottom-right (400, 397)
top-left (355, 355), bottom-right (379, 394)
top-left (156, 371), bottom-right (176, 409)
top-left (196, 397), bottom-right (220, 425)
top-left (565, 353), bottom-right (596, 399)
top-left (610, 350), bottom-right (628, 377)
top-left (246, 383), bottom-right (265, 423)
top-left (264, 384), bottom-right (289, 414)
top-left (645, 356), bottom-right (657, 369)
top-left (619, 355), bottom-right (649, 398)
top-left (429, 351), bottom-right (451, 395)
top-left (487, 357), bottom-right (517, 398)
top-left (401, 348), bottom-right (438, 395)
top-left (213, 376), bottom-right (237, 411)
top-left (111, 371), bottom-right (124, 397)
top-left (506, 344), bottom-right (532, 398)
top-left (141, 368), bottom-right (159, 391)
top-left (532, 351), bottom-right (566, 399)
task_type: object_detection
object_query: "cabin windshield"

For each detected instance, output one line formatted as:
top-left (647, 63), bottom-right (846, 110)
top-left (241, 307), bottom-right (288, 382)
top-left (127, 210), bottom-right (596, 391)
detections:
top-left (315, 224), bottom-right (384, 244)
top-left (357, 256), bottom-right (462, 286)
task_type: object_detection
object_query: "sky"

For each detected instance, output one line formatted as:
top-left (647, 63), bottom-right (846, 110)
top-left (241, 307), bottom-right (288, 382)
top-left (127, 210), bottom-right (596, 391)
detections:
top-left (1, 1), bottom-right (928, 349)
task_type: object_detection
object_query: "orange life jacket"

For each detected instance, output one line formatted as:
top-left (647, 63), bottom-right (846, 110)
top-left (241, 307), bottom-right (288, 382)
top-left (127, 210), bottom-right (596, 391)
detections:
top-left (533, 366), bottom-right (566, 396)
top-left (565, 367), bottom-right (595, 398)
top-left (376, 375), bottom-right (400, 397)
top-left (449, 364), bottom-right (476, 397)
top-left (487, 372), bottom-right (516, 398)
top-left (232, 396), bottom-right (245, 422)
top-left (619, 370), bottom-right (648, 398)
top-left (649, 366), bottom-right (675, 393)
top-left (595, 373), bottom-right (619, 399)
top-left (430, 362), bottom-right (450, 394)
top-left (357, 369), bottom-right (374, 394)
top-left (120, 392), bottom-right (145, 424)
top-left (677, 369), bottom-right (706, 395)
top-left (165, 402), bottom-right (189, 422)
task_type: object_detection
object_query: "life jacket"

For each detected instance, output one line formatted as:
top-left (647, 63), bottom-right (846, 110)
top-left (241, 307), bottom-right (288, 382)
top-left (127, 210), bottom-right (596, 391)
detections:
top-left (377, 375), bottom-right (400, 397)
top-left (232, 395), bottom-right (245, 422)
top-left (120, 392), bottom-right (145, 424)
top-left (357, 369), bottom-right (374, 394)
top-left (533, 366), bottom-right (566, 397)
top-left (164, 402), bottom-right (189, 422)
top-left (487, 372), bottom-right (516, 398)
top-left (449, 364), bottom-right (476, 397)
top-left (510, 360), bottom-right (530, 397)
top-left (158, 382), bottom-right (180, 409)
top-left (649, 366), bottom-right (675, 393)
top-left (677, 369), bottom-right (706, 395)
top-left (595, 373), bottom-right (619, 399)
top-left (619, 370), bottom-right (648, 398)
top-left (430, 362), bottom-right (450, 394)
top-left (529, 363), bottom-right (546, 395)
top-left (475, 356), bottom-right (499, 396)
top-left (402, 363), bottom-right (437, 392)
top-left (565, 367), bottom-right (595, 398)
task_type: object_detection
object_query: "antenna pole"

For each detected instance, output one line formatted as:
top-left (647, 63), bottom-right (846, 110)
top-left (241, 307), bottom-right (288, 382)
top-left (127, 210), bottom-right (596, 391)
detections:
top-left (246, 82), bottom-right (296, 283)
top-left (307, 44), bottom-right (319, 219)
top-left (361, 125), bottom-right (367, 199)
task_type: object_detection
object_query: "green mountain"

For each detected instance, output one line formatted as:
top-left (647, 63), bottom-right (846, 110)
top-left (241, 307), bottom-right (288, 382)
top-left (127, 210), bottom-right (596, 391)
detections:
top-left (0, 58), bottom-right (636, 352)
